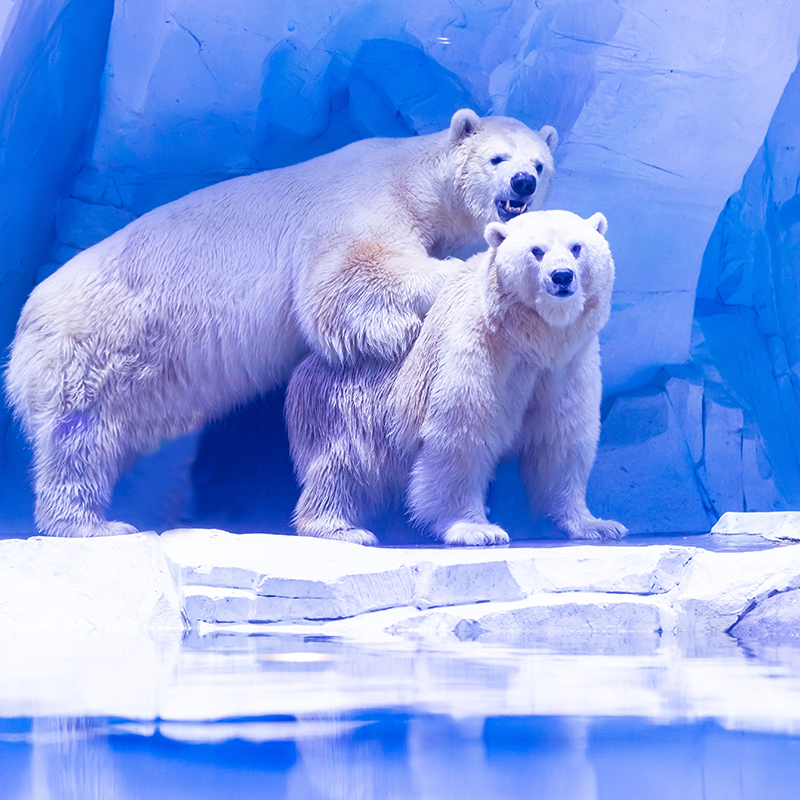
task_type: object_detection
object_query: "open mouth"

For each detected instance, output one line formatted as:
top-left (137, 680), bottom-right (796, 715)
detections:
top-left (546, 286), bottom-right (576, 298)
top-left (496, 198), bottom-right (528, 222)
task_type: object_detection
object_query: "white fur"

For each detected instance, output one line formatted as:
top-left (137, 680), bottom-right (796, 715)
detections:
top-left (287, 210), bottom-right (627, 546)
top-left (5, 110), bottom-right (557, 537)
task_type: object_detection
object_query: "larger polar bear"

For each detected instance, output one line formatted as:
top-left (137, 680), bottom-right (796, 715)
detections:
top-left (6, 110), bottom-right (557, 537)
top-left (286, 210), bottom-right (627, 546)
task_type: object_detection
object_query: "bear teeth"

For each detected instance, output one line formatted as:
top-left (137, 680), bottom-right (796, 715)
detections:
top-left (504, 200), bottom-right (527, 214)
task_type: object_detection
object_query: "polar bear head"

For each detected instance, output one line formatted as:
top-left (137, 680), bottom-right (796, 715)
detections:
top-left (449, 109), bottom-right (558, 227)
top-left (484, 209), bottom-right (613, 328)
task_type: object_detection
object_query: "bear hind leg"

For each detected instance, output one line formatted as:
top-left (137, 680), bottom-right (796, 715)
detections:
top-left (293, 455), bottom-right (379, 546)
top-left (32, 412), bottom-right (139, 538)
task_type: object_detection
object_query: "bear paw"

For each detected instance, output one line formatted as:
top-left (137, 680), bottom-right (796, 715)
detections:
top-left (568, 518), bottom-right (628, 541)
top-left (334, 527), bottom-right (379, 546)
top-left (48, 520), bottom-right (139, 538)
top-left (94, 520), bottom-right (140, 537)
top-left (298, 525), bottom-right (378, 546)
top-left (440, 522), bottom-right (510, 547)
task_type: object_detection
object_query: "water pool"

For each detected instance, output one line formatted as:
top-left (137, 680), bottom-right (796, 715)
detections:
top-left (2, 632), bottom-right (800, 799)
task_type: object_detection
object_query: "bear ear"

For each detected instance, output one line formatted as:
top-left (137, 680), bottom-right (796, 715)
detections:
top-left (586, 212), bottom-right (608, 236)
top-left (450, 109), bottom-right (482, 144)
top-left (485, 222), bottom-right (508, 249)
top-left (539, 125), bottom-right (558, 153)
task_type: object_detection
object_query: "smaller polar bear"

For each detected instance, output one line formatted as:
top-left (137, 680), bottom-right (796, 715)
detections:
top-left (286, 210), bottom-right (628, 545)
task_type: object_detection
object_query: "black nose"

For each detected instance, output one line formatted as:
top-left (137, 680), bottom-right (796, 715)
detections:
top-left (510, 171), bottom-right (536, 197)
top-left (551, 269), bottom-right (574, 287)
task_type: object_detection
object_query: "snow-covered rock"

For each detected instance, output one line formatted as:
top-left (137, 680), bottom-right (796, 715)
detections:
top-left (712, 511), bottom-right (800, 542)
top-left (0, 531), bottom-right (184, 633)
top-left (5, 526), bottom-right (799, 646)
top-left (162, 529), bottom-right (800, 648)
top-left (674, 545), bottom-right (800, 635)
top-left (387, 593), bottom-right (673, 648)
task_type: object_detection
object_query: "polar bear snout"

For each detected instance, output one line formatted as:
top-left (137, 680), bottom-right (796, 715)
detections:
top-left (547, 268), bottom-right (576, 297)
top-left (496, 171), bottom-right (539, 222)
top-left (511, 171), bottom-right (536, 198)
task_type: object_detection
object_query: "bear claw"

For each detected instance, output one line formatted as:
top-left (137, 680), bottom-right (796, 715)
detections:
top-left (298, 525), bottom-right (378, 546)
top-left (46, 520), bottom-right (139, 538)
top-left (568, 519), bottom-right (628, 541)
top-left (440, 521), bottom-right (510, 547)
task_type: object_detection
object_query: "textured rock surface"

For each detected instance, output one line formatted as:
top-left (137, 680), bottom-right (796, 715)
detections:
top-left (162, 530), bottom-right (703, 636)
top-left (730, 588), bottom-right (800, 644)
top-left (5, 526), bottom-right (800, 644)
top-left (166, 528), bottom-right (800, 649)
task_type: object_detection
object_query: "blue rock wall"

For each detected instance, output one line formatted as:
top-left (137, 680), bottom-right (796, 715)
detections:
top-left (0, 0), bottom-right (114, 532)
top-left (695, 60), bottom-right (800, 509)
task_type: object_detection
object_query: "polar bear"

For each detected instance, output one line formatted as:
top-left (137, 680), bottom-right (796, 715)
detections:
top-left (286, 210), bottom-right (627, 546)
top-left (6, 110), bottom-right (557, 537)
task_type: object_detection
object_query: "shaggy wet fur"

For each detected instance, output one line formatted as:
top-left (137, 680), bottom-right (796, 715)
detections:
top-left (6, 110), bottom-right (557, 537)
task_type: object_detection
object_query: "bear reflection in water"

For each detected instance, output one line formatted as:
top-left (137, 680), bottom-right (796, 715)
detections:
top-left (287, 210), bottom-right (628, 546)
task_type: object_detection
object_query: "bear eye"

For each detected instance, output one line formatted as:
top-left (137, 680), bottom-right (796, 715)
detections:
top-left (531, 247), bottom-right (545, 260)
top-left (571, 244), bottom-right (582, 257)
top-left (490, 155), bottom-right (507, 166)
top-left (535, 162), bottom-right (544, 175)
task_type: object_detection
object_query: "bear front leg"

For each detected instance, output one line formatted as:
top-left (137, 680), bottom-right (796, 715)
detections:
top-left (407, 442), bottom-right (509, 547)
top-left (520, 345), bottom-right (627, 541)
top-left (298, 245), bottom-right (459, 364)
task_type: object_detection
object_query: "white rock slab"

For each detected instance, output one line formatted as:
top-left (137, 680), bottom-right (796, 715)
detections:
top-left (161, 528), bottom-right (800, 643)
top-left (162, 527), bottom-right (408, 590)
top-left (4, 526), bottom-right (800, 648)
top-left (0, 531), bottom-right (184, 633)
top-left (386, 593), bottom-right (674, 646)
top-left (166, 530), bottom-right (694, 607)
top-left (163, 529), bottom-right (529, 623)
top-left (729, 589), bottom-right (800, 644)
top-left (712, 511), bottom-right (800, 542)
top-left (507, 545), bottom-right (691, 595)
top-left (673, 546), bottom-right (800, 634)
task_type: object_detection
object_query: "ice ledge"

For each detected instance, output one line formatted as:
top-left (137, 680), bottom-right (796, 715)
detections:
top-left (3, 520), bottom-right (800, 646)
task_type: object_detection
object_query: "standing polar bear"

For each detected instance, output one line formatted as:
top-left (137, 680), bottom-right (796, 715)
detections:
top-left (6, 110), bottom-right (557, 537)
top-left (287, 210), bottom-right (627, 546)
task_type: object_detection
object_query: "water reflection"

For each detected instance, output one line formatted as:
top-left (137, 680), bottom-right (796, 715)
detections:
top-left (2, 633), bottom-right (800, 799)
top-left (14, 717), bottom-right (122, 800)
top-left (7, 710), bottom-right (800, 800)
